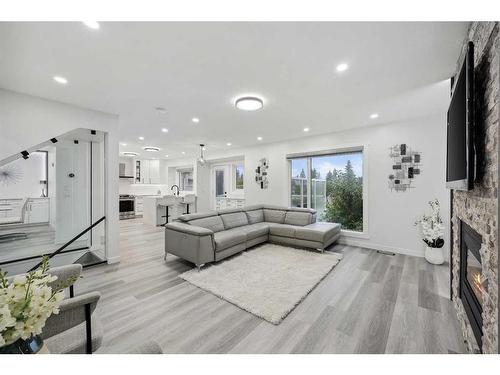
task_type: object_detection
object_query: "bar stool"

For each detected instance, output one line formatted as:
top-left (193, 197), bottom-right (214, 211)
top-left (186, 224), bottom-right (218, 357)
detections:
top-left (181, 194), bottom-right (196, 215)
top-left (158, 196), bottom-right (177, 226)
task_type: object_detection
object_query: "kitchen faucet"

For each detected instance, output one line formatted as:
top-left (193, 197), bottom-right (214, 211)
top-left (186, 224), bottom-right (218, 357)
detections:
top-left (171, 185), bottom-right (180, 196)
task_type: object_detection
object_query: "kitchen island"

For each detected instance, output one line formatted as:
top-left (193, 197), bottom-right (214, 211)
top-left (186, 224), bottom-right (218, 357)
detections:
top-left (143, 195), bottom-right (196, 226)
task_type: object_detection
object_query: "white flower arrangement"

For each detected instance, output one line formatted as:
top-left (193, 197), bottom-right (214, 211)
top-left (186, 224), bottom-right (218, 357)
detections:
top-left (415, 199), bottom-right (445, 248)
top-left (0, 257), bottom-right (74, 347)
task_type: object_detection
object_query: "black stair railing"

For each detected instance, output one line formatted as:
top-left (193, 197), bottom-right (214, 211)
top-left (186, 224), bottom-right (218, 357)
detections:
top-left (29, 216), bottom-right (106, 272)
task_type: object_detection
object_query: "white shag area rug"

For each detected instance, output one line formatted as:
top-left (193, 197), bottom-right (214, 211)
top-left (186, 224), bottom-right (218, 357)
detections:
top-left (179, 243), bottom-right (342, 324)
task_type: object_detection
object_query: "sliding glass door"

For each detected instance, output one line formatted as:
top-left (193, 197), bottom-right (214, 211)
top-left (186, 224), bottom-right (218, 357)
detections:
top-left (289, 150), bottom-right (364, 232)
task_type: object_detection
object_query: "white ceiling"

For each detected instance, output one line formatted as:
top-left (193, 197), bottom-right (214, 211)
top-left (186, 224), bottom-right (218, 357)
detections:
top-left (0, 22), bottom-right (468, 159)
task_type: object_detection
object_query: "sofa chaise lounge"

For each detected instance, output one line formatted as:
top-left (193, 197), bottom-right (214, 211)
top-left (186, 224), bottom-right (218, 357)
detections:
top-left (164, 204), bottom-right (341, 270)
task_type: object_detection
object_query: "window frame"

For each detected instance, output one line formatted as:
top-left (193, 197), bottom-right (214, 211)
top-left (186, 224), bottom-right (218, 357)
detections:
top-left (233, 164), bottom-right (244, 191)
top-left (287, 145), bottom-right (369, 239)
top-left (177, 168), bottom-right (194, 192)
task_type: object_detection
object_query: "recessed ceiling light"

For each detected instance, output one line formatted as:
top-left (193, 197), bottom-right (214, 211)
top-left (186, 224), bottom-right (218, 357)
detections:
top-left (123, 152), bottom-right (138, 156)
top-left (192, 117), bottom-right (200, 123)
top-left (53, 76), bottom-right (68, 85)
top-left (303, 127), bottom-right (310, 132)
top-left (181, 151), bottom-right (186, 155)
top-left (235, 96), bottom-right (264, 111)
top-left (165, 155), bottom-right (169, 158)
top-left (226, 142), bottom-right (232, 146)
top-left (143, 146), bottom-right (160, 152)
top-left (257, 136), bottom-right (263, 141)
top-left (82, 21), bottom-right (100, 30)
top-left (138, 136), bottom-right (145, 140)
top-left (161, 128), bottom-right (168, 133)
top-left (370, 113), bottom-right (379, 119)
top-left (336, 63), bottom-right (349, 72)
top-left (120, 143), bottom-right (127, 146)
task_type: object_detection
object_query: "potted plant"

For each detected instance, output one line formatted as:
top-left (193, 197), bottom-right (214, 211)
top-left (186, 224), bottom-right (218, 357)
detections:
top-left (415, 199), bottom-right (445, 264)
top-left (0, 257), bottom-right (75, 354)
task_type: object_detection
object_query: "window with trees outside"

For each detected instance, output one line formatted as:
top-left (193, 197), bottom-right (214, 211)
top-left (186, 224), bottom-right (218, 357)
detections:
top-left (289, 150), bottom-right (363, 232)
top-left (178, 170), bottom-right (194, 191)
top-left (234, 165), bottom-right (244, 190)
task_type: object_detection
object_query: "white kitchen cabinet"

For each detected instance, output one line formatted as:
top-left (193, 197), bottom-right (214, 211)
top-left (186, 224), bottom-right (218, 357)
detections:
top-left (24, 198), bottom-right (50, 224)
top-left (148, 160), bottom-right (160, 184)
top-left (135, 196), bottom-right (144, 215)
top-left (135, 159), bottom-right (160, 184)
top-left (215, 197), bottom-right (245, 210)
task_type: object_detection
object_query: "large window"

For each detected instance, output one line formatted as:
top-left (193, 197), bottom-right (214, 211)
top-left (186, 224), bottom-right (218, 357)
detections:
top-left (178, 169), bottom-right (194, 191)
top-left (289, 150), bottom-right (363, 232)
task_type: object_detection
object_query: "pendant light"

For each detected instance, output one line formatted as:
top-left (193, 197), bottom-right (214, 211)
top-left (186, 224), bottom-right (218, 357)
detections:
top-left (198, 144), bottom-right (206, 165)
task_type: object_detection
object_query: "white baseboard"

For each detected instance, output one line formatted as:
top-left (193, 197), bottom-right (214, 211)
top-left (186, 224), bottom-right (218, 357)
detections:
top-left (106, 256), bottom-right (121, 264)
top-left (338, 236), bottom-right (424, 258)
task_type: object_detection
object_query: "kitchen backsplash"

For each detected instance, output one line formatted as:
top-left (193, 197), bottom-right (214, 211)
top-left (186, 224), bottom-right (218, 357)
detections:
top-left (119, 181), bottom-right (169, 196)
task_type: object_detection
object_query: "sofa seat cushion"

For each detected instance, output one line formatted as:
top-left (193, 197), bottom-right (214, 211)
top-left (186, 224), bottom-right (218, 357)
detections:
top-left (284, 211), bottom-right (312, 226)
top-left (220, 212), bottom-right (249, 230)
top-left (240, 222), bottom-right (270, 240)
top-left (267, 223), bottom-right (297, 238)
top-left (295, 222), bottom-right (341, 243)
top-left (213, 228), bottom-right (247, 251)
top-left (189, 215), bottom-right (225, 233)
top-left (263, 209), bottom-right (286, 224)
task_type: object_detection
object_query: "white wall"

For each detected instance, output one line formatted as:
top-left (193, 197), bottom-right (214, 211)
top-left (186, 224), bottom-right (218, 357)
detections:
top-left (163, 113), bottom-right (449, 258)
top-left (0, 89), bottom-right (120, 264)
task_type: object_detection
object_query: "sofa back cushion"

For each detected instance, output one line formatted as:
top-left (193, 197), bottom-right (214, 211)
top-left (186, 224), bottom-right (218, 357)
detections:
top-left (220, 212), bottom-right (249, 230)
top-left (263, 209), bottom-right (286, 224)
top-left (189, 215), bottom-right (225, 233)
top-left (245, 209), bottom-right (264, 224)
top-left (284, 211), bottom-right (312, 226)
top-left (178, 211), bottom-right (217, 222)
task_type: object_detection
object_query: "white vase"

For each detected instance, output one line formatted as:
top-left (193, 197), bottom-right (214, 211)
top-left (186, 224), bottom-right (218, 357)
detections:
top-left (424, 245), bottom-right (444, 265)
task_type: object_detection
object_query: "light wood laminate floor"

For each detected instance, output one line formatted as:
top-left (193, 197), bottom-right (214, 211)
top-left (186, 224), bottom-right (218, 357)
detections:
top-left (78, 218), bottom-right (465, 354)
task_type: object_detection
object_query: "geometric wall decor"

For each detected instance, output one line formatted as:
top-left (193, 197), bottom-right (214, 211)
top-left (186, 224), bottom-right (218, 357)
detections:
top-left (0, 163), bottom-right (24, 186)
top-left (388, 144), bottom-right (422, 192)
top-left (255, 158), bottom-right (269, 189)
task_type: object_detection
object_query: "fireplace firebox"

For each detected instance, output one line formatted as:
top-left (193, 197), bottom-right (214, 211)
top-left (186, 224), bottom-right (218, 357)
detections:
top-left (459, 221), bottom-right (485, 351)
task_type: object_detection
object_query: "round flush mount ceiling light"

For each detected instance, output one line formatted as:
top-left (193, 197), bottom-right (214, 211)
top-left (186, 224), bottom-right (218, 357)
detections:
top-left (161, 128), bottom-right (168, 133)
top-left (143, 146), bottom-right (160, 152)
top-left (192, 117), bottom-right (200, 123)
top-left (303, 127), bottom-right (310, 132)
top-left (336, 63), bottom-right (349, 72)
top-left (123, 152), bottom-right (138, 156)
top-left (82, 21), bottom-right (100, 30)
top-left (257, 136), bottom-right (263, 141)
top-left (370, 113), bottom-right (379, 119)
top-left (53, 76), bottom-right (68, 85)
top-left (226, 142), bottom-right (232, 146)
top-left (235, 96), bottom-right (264, 111)
top-left (138, 136), bottom-right (145, 140)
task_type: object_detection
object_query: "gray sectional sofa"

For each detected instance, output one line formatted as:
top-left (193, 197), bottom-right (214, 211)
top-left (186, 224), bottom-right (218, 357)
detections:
top-left (164, 204), bottom-right (341, 270)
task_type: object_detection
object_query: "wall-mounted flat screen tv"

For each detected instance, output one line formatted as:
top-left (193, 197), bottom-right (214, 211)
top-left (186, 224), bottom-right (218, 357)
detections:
top-left (446, 41), bottom-right (475, 191)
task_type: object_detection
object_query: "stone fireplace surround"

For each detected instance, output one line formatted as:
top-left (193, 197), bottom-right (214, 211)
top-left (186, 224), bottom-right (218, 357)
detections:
top-left (450, 22), bottom-right (499, 354)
